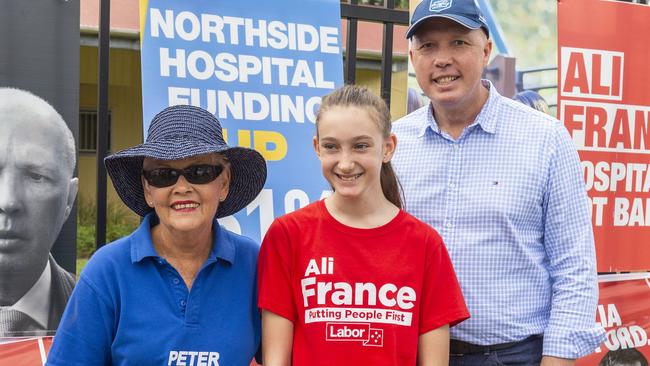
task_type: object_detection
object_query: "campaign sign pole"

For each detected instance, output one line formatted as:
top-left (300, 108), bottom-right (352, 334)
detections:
top-left (140, 0), bottom-right (344, 242)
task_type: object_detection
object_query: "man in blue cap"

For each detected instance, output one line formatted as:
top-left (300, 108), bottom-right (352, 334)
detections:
top-left (392, 0), bottom-right (605, 365)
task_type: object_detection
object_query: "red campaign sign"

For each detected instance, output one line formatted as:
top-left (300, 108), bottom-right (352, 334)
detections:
top-left (577, 276), bottom-right (650, 365)
top-left (558, 0), bottom-right (650, 271)
top-left (0, 337), bottom-right (52, 366)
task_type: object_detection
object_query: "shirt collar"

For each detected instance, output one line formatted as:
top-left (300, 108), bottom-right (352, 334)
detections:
top-left (418, 79), bottom-right (501, 137)
top-left (12, 259), bottom-right (51, 328)
top-left (130, 213), bottom-right (236, 265)
top-left (475, 80), bottom-right (500, 134)
top-left (418, 103), bottom-right (439, 137)
top-left (212, 223), bottom-right (235, 265)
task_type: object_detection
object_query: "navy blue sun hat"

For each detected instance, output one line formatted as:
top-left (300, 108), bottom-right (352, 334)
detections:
top-left (406, 0), bottom-right (489, 39)
top-left (105, 105), bottom-right (267, 218)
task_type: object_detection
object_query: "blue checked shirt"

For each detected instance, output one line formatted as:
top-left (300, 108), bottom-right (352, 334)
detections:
top-left (392, 81), bottom-right (605, 359)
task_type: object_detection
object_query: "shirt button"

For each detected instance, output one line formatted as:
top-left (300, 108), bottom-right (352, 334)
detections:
top-left (453, 144), bottom-right (460, 150)
top-left (173, 278), bottom-right (180, 285)
top-left (445, 222), bottom-right (452, 228)
top-left (449, 182), bottom-right (455, 188)
top-left (180, 300), bottom-right (186, 307)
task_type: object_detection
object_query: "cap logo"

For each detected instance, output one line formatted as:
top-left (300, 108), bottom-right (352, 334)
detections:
top-left (429, 0), bottom-right (452, 12)
top-left (474, 0), bottom-right (486, 22)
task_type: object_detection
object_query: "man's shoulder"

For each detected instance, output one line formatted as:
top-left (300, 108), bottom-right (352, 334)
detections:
top-left (48, 255), bottom-right (75, 328)
top-left (49, 256), bottom-right (75, 290)
top-left (392, 105), bottom-right (429, 135)
top-left (495, 94), bottom-right (561, 133)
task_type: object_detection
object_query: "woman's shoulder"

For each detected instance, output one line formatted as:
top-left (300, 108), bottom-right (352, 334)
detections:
top-left (87, 235), bottom-right (133, 266)
top-left (78, 231), bottom-right (139, 283)
top-left (216, 225), bottom-right (264, 274)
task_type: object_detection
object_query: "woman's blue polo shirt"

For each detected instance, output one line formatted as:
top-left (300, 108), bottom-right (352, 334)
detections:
top-left (46, 214), bottom-right (260, 366)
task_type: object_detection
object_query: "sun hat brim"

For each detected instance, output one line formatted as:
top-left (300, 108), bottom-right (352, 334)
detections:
top-left (105, 137), bottom-right (267, 218)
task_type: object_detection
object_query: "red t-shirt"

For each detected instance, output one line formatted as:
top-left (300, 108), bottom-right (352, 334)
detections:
top-left (258, 200), bottom-right (469, 365)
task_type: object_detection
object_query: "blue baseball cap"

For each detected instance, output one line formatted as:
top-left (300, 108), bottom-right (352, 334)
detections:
top-left (406, 0), bottom-right (489, 39)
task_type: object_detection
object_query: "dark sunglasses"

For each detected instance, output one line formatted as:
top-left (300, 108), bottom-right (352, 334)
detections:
top-left (142, 164), bottom-right (225, 188)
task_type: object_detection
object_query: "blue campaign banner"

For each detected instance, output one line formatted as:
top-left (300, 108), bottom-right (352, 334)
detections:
top-left (140, 0), bottom-right (343, 242)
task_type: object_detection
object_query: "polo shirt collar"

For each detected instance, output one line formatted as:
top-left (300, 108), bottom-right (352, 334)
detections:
top-left (212, 223), bottom-right (236, 265)
top-left (418, 79), bottom-right (501, 137)
top-left (130, 213), bottom-right (236, 265)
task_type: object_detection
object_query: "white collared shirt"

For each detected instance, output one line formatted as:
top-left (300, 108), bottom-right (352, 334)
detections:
top-left (12, 260), bottom-right (52, 328)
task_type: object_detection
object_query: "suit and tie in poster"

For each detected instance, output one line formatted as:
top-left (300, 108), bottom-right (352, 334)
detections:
top-left (0, 0), bottom-right (79, 347)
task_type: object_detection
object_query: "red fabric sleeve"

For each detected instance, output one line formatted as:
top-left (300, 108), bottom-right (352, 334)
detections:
top-left (418, 234), bottom-right (470, 334)
top-left (257, 218), bottom-right (297, 322)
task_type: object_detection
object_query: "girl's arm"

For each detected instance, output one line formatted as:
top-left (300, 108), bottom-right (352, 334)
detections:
top-left (417, 324), bottom-right (450, 366)
top-left (262, 310), bottom-right (294, 366)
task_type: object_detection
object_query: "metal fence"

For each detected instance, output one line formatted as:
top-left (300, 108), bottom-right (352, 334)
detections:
top-left (340, 1), bottom-right (409, 107)
top-left (515, 66), bottom-right (558, 110)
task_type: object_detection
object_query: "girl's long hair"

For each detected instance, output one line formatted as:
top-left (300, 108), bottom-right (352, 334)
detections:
top-left (316, 85), bottom-right (404, 209)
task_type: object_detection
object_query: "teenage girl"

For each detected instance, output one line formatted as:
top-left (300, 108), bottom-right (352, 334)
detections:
top-left (257, 85), bottom-right (469, 365)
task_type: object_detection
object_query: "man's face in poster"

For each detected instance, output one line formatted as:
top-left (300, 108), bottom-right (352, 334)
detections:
top-left (0, 90), bottom-right (78, 303)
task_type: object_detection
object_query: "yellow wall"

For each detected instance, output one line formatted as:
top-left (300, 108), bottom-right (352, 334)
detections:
top-left (78, 46), bottom-right (143, 223)
top-left (355, 67), bottom-right (408, 120)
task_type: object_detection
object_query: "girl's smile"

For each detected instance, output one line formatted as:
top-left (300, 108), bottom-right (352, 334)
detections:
top-left (314, 105), bottom-right (395, 204)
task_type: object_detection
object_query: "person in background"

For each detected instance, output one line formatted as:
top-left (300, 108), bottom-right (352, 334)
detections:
top-left (407, 87), bottom-right (425, 114)
top-left (0, 88), bottom-right (77, 337)
top-left (599, 348), bottom-right (648, 366)
top-left (258, 85), bottom-right (469, 366)
top-left (513, 90), bottom-right (552, 115)
top-left (391, 0), bottom-right (605, 365)
top-left (47, 105), bottom-right (266, 365)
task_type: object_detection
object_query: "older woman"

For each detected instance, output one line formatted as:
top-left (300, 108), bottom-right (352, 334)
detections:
top-left (46, 105), bottom-right (266, 366)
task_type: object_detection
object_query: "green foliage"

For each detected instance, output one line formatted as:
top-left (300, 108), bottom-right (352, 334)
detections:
top-left (76, 196), bottom-right (139, 258)
top-left (489, 0), bottom-right (559, 109)
top-left (76, 225), bottom-right (96, 259)
top-left (490, 0), bottom-right (557, 69)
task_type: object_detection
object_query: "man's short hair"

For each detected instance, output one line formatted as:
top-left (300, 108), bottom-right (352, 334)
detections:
top-left (0, 87), bottom-right (76, 176)
top-left (600, 348), bottom-right (649, 366)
